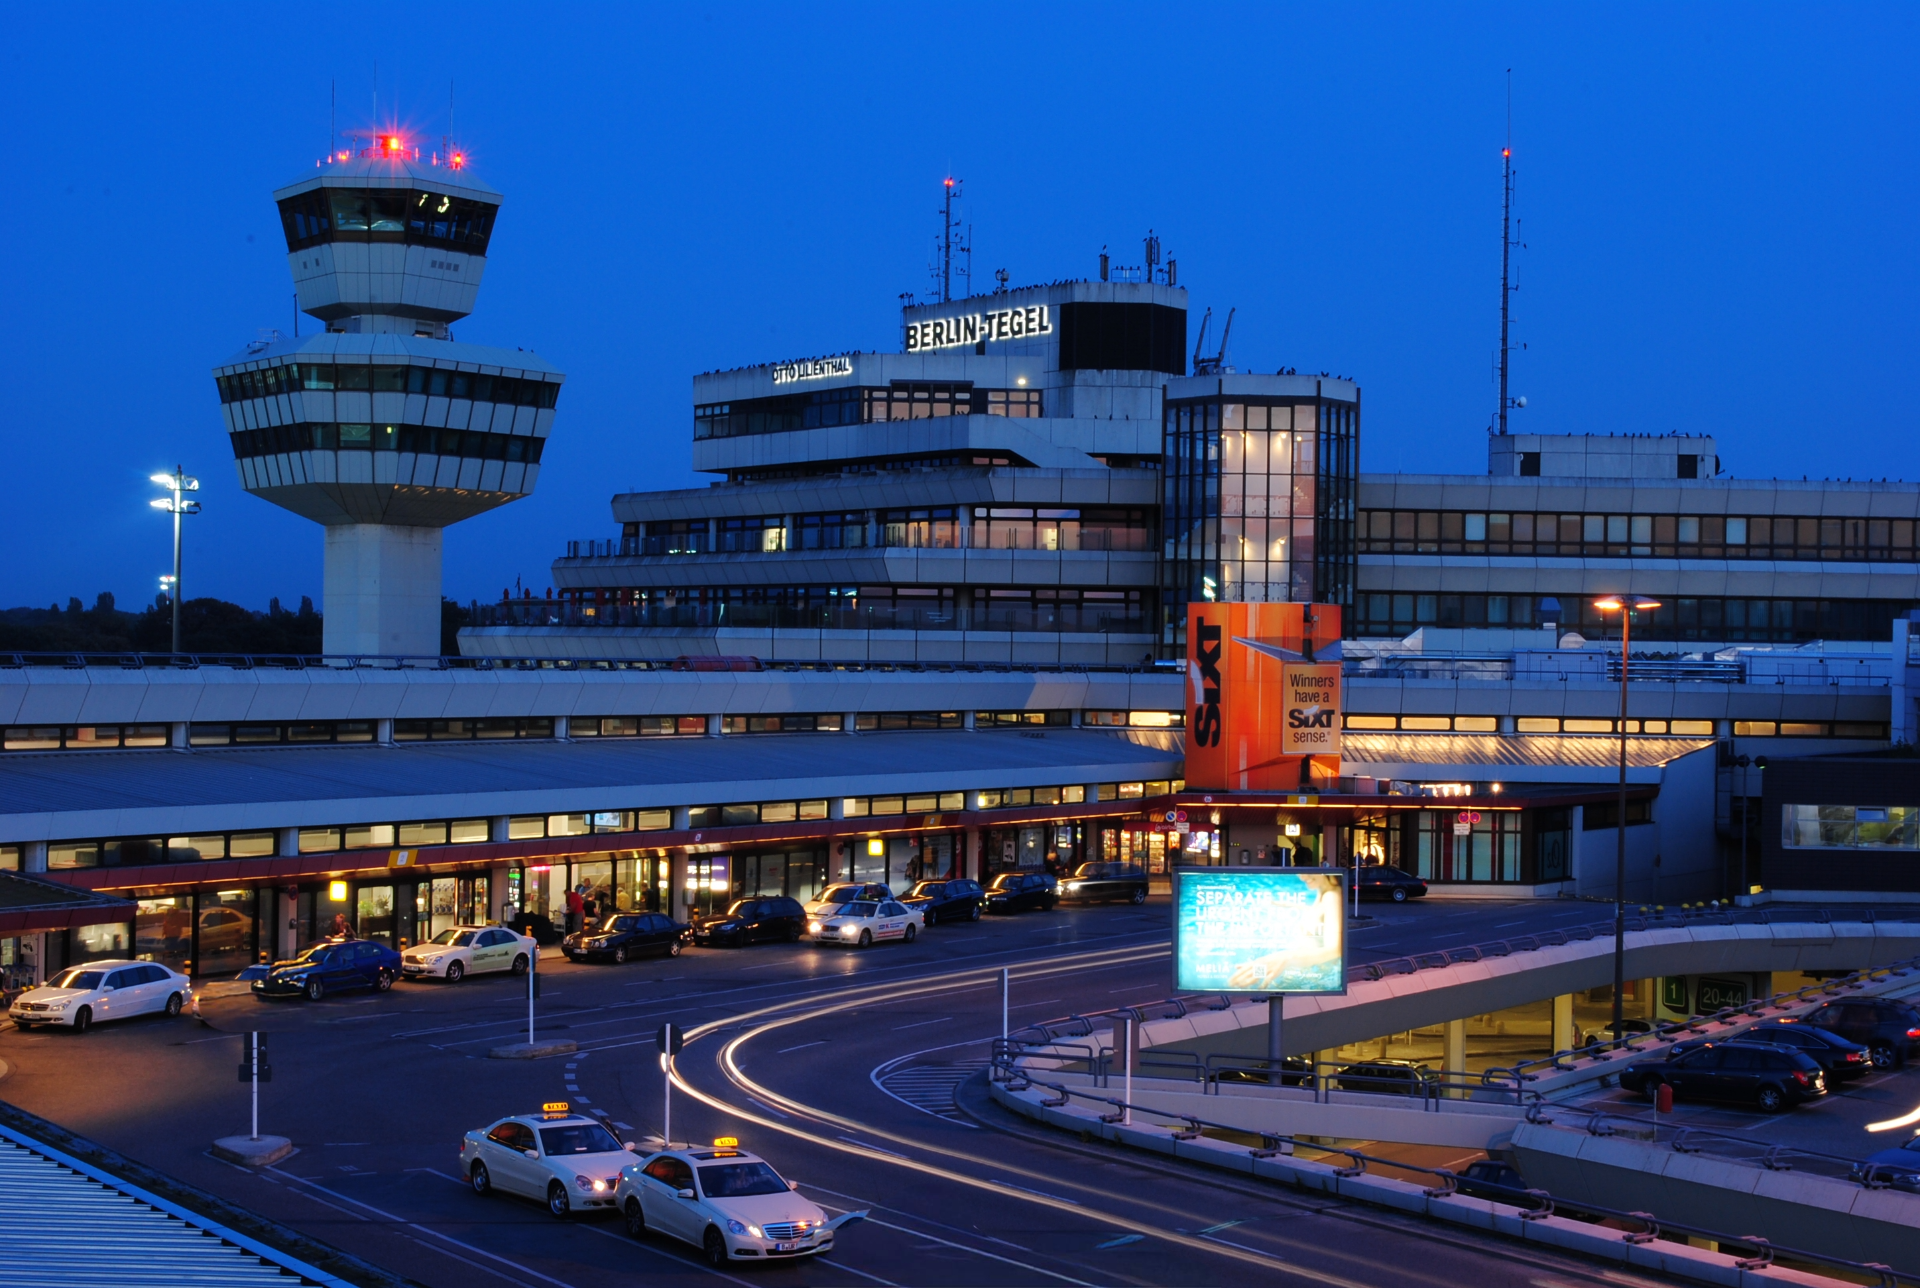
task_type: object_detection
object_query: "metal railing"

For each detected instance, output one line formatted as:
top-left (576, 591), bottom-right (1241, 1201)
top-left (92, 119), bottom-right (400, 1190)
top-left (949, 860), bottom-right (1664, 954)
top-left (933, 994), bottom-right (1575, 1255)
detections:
top-left (990, 1053), bottom-right (1916, 1287)
top-left (0, 651), bottom-right (1172, 676)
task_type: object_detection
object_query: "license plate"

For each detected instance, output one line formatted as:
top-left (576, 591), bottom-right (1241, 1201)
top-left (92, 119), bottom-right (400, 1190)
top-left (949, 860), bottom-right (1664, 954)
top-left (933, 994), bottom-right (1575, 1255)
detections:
top-left (776, 1241), bottom-right (795, 1251)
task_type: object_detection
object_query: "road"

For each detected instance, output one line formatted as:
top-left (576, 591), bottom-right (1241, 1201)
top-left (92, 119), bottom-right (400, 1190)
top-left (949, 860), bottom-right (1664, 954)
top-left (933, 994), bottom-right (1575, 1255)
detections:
top-left (0, 897), bottom-right (1697, 1287)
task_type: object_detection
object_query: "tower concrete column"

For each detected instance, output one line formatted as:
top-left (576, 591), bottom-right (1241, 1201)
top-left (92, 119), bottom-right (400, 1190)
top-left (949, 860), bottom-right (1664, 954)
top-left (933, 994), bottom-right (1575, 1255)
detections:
top-left (322, 525), bottom-right (443, 656)
top-left (1444, 1018), bottom-right (1467, 1084)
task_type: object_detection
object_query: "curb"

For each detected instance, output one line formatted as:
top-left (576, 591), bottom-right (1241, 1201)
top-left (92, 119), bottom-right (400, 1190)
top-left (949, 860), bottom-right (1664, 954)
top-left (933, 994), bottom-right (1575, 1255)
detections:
top-left (211, 1134), bottom-right (296, 1167)
top-left (488, 1040), bottom-right (577, 1060)
top-left (988, 1077), bottom-right (1833, 1288)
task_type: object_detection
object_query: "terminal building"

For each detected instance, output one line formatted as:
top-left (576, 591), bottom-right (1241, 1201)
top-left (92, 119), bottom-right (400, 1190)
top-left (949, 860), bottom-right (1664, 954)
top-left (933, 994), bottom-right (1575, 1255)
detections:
top-left (0, 152), bottom-right (1916, 991)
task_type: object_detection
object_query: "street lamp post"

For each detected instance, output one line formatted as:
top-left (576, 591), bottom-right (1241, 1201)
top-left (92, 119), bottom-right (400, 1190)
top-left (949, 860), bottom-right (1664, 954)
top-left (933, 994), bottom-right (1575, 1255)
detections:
top-left (150, 468), bottom-right (201, 655)
top-left (1593, 595), bottom-right (1660, 1041)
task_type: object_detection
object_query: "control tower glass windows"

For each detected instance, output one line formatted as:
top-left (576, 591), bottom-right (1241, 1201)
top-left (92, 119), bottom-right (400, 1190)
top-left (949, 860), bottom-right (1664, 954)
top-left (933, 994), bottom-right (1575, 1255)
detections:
top-left (229, 423), bottom-right (543, 464)
top-left (216, 364), bottom-right (558, 408)
top-left (277, 188), bottom-right (498, 255)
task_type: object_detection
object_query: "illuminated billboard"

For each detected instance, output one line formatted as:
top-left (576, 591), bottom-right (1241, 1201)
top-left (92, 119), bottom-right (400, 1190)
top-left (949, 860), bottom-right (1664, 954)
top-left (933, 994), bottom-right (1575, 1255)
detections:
top-left (1185, 602), bottom-right (1342, 791)
top-left (1171, 866), bottom-right (1346, 995)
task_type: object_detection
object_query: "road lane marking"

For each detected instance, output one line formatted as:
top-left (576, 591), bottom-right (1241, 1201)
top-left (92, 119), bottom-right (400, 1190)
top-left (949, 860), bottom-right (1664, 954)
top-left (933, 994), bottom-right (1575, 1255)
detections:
top-left (778, 1040), bottom-right (825, 1053)
top-left (992, 1177), bottom-right (1080, 1205)
top-left (890, 1017), bottom-right (950, 1030)
top-left (1097, 1233), bottom-right (1145, 1248)
top-left (838, 1135), bottom-right (909, 1158)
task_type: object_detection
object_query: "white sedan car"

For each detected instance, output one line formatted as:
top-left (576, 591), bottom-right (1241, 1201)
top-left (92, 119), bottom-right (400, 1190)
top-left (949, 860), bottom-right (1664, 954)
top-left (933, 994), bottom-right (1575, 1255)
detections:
top-left (9, 960), bottom-right (193, 1033)
top-left (461, 1105), bottom-right (638, 1216)
top-left (618, 1138), bottom-right (864, 1266)
top-left (807, 898), bottom-right (923, 949)
top-left (401, 925), bottom-right (535, 982)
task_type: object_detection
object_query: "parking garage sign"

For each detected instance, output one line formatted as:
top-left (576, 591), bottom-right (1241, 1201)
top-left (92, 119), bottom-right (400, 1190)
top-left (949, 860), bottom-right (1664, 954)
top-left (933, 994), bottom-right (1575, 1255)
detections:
top-left (1171, 867), bottom-right (1346, 995)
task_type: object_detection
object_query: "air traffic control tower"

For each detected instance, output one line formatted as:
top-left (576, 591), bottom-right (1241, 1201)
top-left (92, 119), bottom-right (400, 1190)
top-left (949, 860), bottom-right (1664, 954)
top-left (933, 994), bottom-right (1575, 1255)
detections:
top-left (212, 134), bottom-right (563, 656)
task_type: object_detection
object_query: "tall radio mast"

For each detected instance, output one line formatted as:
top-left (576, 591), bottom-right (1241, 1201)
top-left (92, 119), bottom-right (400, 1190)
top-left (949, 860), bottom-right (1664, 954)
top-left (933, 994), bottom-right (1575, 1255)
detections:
top-left (1495, 71), bottom-right (1521, 435)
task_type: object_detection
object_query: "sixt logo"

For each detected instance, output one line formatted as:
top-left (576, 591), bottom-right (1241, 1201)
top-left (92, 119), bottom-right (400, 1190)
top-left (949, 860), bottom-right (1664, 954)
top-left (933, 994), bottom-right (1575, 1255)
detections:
top-left (1191, 618), bottom-right (1223, 748)
top-left (1287, 706), bottom-right (1336, 730)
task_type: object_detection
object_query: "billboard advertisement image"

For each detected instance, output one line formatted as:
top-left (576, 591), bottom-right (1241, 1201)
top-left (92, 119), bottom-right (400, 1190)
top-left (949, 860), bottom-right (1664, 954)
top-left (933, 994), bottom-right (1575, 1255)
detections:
top-left (1184, 602), bottom-right (1342, 791)
top-left (1172, 867), bottom-right (1346, 995)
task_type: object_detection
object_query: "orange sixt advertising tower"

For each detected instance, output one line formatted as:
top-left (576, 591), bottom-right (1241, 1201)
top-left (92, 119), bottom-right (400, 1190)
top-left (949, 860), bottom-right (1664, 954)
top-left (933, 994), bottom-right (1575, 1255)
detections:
top-left (1184, 602), bottom-right (1343, 792)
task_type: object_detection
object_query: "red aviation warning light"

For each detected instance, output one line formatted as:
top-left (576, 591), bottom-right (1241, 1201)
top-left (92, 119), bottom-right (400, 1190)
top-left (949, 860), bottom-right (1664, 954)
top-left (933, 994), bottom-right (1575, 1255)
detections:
top-left (383, 135), bottom-right (403, 153)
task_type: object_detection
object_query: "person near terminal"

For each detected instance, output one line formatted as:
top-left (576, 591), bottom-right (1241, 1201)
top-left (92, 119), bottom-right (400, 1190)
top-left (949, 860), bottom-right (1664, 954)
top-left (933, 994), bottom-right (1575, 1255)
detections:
top-left (328, 912), bottom-right (357, 940)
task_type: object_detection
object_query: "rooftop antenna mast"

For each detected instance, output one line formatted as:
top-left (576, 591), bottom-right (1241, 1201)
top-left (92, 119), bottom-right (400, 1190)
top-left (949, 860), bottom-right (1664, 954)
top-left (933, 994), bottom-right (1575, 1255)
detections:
top-left (1495, 69), bottom-right (1523, 435)
top-left (934, 177), bottom-right (969, 303)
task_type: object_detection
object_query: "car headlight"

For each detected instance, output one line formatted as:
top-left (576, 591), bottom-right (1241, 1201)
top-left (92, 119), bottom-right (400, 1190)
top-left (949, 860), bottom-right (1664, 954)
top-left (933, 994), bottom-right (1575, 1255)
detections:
top-left (575, 1174), bottom-right (604, 1191)
top-left (807, 922), bottom-right (822, 933)
top-left (748, 1224), bottom-right (763, 1237)
top-left (726, 1219), bottom-right (748, 1235)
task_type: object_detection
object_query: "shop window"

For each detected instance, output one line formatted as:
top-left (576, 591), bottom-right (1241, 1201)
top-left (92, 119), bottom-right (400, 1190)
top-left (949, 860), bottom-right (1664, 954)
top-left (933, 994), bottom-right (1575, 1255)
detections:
top-left (168, 835), bottom-right (227, 861)
top-left (343, 824), bottom-right (396, 850)
top-left (73, 920), bottom-right (132, 964)
top-left (449, 819), bottom-right (491, 844)
top-left (0, 846), bottom-right (17, 870)
top-left (1536, 809), bottom-right (1571, 881)
top-left (1782, 804), bottom-right (1920, 850)
top-left (230, 832), bottom-right (276, 858)
top-left (507, 816), bottom-right (547, 840)
top-left (135, 897), bottom-right (191, 973)
top-left (198, 889), bottom-right (258, 977)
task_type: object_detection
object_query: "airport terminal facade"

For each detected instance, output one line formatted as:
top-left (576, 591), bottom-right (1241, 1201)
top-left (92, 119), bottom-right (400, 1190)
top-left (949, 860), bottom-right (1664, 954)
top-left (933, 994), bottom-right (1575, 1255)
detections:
top-left (2, 148), bottom-right (1919, 990)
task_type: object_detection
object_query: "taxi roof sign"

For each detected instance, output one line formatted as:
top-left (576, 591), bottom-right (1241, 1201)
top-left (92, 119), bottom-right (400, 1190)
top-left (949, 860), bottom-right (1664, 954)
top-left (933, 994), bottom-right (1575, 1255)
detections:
top-left (712, 1136), bottom-right (739, 1148)
top-left (541, 1101), bottom-right (570, 1115)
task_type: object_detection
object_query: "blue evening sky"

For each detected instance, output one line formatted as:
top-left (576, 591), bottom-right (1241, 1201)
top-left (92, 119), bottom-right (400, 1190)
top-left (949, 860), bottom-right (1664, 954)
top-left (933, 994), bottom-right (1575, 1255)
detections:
top-left (1, 5), bottom-right (1913, 612)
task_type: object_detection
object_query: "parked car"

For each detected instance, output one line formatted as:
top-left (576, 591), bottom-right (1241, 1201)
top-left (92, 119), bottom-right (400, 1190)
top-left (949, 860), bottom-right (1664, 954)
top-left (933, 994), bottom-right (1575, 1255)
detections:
top-left (401, 925), bottom-right (536, 982)
top-left (564, 912), bottom-right (690, 963)
top-left (1057, 862), bottom-right (1149, 905)
top-left (808, 899), bottom-right (923, 949)
top-left (1454, 1160), bottom-right (1545, 1209)
top-left (1355, 866), bottom-right (1427, 903)
top-left (900, 879), bottom-right (983, 926)
top-left (1579, 1018), bottom-right (1656, 1049)
top-left (1855, 1132), bottom-right (1920, 1191)
top-left (1332, 1058), bottom-right (1441, 1097)
top-left (9, 961), bottom-right (193, 1033)
top-left (1620, 1040), bottom-right (1826, 1112)
top-left (693, 897), bottom-right (808, 947)
top-left (1214, 1057), bottom-right (1315, 1088)
top-left (253, 938), bottom-right (402, 1001)
top-left (1670, 1021), bottom-right (1871, 1081)
top-left (803, 884), bottom-right (892, 919)
top-left (1805, 997), bottom-right (1920, 1069)
top-left (983, 871), bottom-right (1058, 914)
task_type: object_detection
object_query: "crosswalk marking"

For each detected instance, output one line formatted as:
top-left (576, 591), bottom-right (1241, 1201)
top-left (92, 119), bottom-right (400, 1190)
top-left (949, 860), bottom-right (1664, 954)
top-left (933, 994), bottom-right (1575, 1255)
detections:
top-left (874, 1061), bottom-right (985, 1126)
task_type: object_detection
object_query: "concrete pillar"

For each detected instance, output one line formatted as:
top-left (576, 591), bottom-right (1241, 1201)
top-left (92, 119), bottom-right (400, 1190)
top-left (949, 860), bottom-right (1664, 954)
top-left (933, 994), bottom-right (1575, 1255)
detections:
top-left (491, 816), bottom-right (512, 844)
top-left (963, 710), bottom-right (977, 730)
top-left (1639, 978), bottom-right (1656, 1020)
top-left (170, 722), bottom-right (189, 749)
top-left (1552, 993), bottom-right (1575, 1053)
top-left (1894, 618), bottom-right (1912, 745)
top-left (322, 524), bottom-right (443, 657)
top-left (376, 718), bottom-right (394, 745)
top-left (277, 827), bottom-right (301, 859)
top-left (1445, 1018), bottom-right (1467, 1078)
top-left (1321, 821), bottom-right (1340, 869)
top-left (669, 850), bottom-right (690, 917)
top-left (963, 827), bottom-right (982, 880)
top-left (278, 888), bottom-right (300, 960)
top-left (706, 713), bottom-right (723, 737)
top-left (553, 715), bottom-right (570, 740)
top-left (672, 806), bottom-right (695, 830)
top-left (23, 841), bottom-right (47, 874)
top-left (843, 712), bottom-right (858, 734)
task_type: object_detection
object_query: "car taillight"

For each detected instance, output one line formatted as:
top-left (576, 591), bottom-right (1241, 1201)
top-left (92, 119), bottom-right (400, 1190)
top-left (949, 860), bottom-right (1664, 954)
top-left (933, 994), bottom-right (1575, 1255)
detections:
top-left (1848, 1051), bottom-right (1866, 1062)
top-left (1792, 1071), bottom-right (1810, 1087)
top-left (1906, 1027), bottom-right (1920, 1040)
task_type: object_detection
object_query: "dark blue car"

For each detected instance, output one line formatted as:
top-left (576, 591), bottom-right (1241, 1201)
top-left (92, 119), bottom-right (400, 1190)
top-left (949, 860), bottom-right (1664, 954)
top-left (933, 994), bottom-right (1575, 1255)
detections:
top-left (252, 938), bottom-right (402, 1001)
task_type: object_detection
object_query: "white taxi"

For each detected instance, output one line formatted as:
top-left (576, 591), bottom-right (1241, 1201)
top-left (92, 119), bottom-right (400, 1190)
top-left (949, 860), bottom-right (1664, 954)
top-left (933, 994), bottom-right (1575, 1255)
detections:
top-left (9, 960), bottom-right (193, 1033)
top-left (461, 1103), bottom-right (638, 1216)
top-left (807, 898), bottom-right (923, 949)
top-left (617, 1137), bottom-right (864, 1266)
top-left (401, 925), bottom-right (535, 982)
